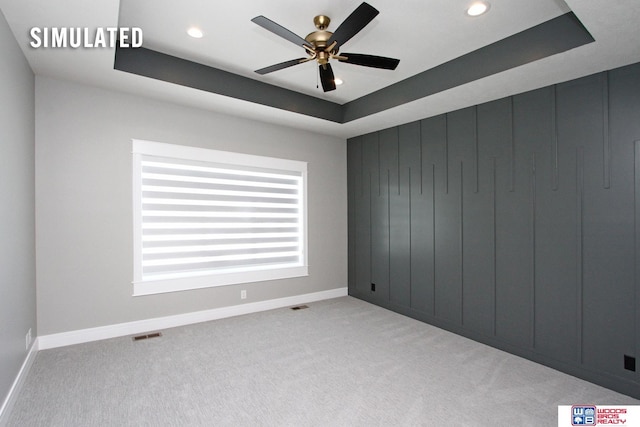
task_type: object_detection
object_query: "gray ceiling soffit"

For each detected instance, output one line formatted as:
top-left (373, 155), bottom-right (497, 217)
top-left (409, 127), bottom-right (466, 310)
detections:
top-left (342, 12), bottom-right (594, 122)
top-left (114, 12), bottom-right (593, 125)
top-left (114, 47), bottom-right (344, 123)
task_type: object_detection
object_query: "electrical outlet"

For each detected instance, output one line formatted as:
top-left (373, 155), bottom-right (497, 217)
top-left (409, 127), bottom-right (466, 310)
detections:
top-left (240, 290), bottom-right (247, 300)
top-left (624, 355), bottom-right (636, 372)
top-left (25, 328), bottom-right (32, 350)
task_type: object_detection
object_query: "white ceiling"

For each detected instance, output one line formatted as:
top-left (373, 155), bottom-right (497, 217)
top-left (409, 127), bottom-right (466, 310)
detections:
top-left (1, 0), bottom-right (640, 139)
top-left (118, 0), bottom-right (570, 104)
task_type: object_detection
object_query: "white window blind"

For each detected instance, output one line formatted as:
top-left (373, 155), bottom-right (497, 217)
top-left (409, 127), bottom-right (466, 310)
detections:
top-left (132, 140), bottom-right (308, 296)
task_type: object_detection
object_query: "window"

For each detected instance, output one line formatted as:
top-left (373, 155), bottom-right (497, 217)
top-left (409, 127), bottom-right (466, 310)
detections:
top-left (132, 140), bottom-right (307, 296)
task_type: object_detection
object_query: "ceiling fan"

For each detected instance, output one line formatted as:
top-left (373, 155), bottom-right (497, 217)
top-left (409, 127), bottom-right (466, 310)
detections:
top-left (251, 2), bottom-right (400, 92)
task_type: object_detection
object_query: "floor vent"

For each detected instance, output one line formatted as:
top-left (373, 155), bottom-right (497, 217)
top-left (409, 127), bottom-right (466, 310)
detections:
top-left (132, 332), bottom-right (162, 341)
top-left (290, 305), bottom-right (309, 311)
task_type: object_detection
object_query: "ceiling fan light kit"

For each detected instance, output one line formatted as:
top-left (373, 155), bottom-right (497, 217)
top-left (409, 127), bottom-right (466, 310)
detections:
top-left (252, 2), bottom-right (400, 92)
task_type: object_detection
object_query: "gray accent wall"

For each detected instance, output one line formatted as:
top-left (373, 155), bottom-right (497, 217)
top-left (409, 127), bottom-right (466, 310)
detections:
top-left (348, 63), bottom-right (640, 398)
top-left (35, 76), bottom-right (347, 335)
top-left (0, 9), bottom-right (36, 411)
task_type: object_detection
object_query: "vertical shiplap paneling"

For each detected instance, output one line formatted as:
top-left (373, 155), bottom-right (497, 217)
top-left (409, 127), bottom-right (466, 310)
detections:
top-left (346, 136), bottom-right (361, 295)
top-left (461, 100), bottom-right (508, 335)
top-left (509, 97), bottom-right (516, 192)
top-left (386, 127), bottom-right (411, 306)
top-left (491, 157), bottom-right (498, 336)
top-left (562, 72), bottom-right (634, 372)
top-left (636, 140), bottom-right (640, 381)
top-left (584, 64), bottom-right (640, 380)
top-left (576, 146), bottom-right (585, 364)
top-left (533, 79), bottom-right (584, 363)
top-left (449, 108), bottom-right (478, 325)
top-left (356, 133), bottom-right (377, 295)
top-left (473, 106), bottom-right (480, 194)
top-left (602, 72), bottom-right (612, 189)
top-left (531, 153), bottom-right (537, 349)
top-left (346, 62), bottom-right (640, 397)
top-left (432, 110), bottom-right (471, 324)
top-left (580, 71), bottom-right (618, 370)
top-left (613, 66), bottom-right (640, 381)
top-left (370, 131), bottom-right (393, 300)
top-left (492, 91), bottom-right (542, 348)
top-left (421, 116), bottom-right (447, 315)
top-left (551, 85), bottom-right (560, 191)
top-left (400, 122), bottom-right (431, 312)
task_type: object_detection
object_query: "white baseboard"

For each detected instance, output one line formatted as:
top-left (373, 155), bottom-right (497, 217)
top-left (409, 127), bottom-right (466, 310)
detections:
top-left (0, 339), bottom-right (39, 427)
top-left (38, 287), bottom-right (347, 350)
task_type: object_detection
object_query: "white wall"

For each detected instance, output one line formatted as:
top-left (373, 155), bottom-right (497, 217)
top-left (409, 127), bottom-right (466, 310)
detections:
top-left (0, 8), bottom-right (36, 408)
top-left (35, 76), bottom-right (347, 335)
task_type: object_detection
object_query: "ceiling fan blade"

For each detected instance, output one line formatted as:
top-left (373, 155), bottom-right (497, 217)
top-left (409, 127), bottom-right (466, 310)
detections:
top-left (339, 53), bottom-right (400, 70)
top-left (327, 2), bottom-right (379, 49)
top-left (255, 58), bottom-right (311, 75)
top-left (252, 16), bottom-right (313, 49)
top-left (319, 64), bottom-right (336, 92)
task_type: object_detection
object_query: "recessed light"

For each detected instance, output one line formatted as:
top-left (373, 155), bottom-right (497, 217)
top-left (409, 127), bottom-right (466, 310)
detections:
top-left (187, 27), bottom-right (204, 38)
top-left (466, 1), bottom-right (490, 17)
top-left (334, 78), bottom-right (343, 86)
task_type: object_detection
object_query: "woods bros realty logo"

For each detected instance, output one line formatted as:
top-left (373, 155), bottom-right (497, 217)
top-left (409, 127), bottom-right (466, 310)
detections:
top-left (558, 405), bottom-right (639, 426)
top-left (29, 27), bottom-right (142, 48)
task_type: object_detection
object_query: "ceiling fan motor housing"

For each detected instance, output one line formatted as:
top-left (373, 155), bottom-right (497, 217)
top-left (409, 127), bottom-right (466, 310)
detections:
top-left (252, 2), bottom-right (400, 92)
top-left (305, 30), bottom-right (333, 51)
